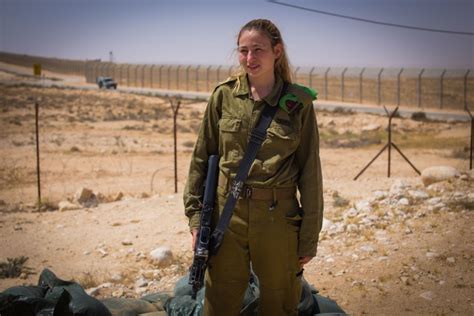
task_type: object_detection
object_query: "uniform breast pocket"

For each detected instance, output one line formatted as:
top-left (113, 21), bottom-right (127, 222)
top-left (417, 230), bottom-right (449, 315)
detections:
top-left (259, 122), bottom-right (299, 165)
top-left (219, 117), bottom-right (243, 160)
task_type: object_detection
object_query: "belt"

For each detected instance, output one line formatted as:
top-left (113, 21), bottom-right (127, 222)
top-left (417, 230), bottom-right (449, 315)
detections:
top-left (218, 172), bottom-right (296, 201)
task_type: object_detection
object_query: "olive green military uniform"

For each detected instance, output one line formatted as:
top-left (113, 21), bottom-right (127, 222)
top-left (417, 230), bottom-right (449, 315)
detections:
top-left (184, 74), bottom-right (323, 315)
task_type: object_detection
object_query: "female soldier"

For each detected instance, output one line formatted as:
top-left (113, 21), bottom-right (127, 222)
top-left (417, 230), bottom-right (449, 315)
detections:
top-left (184, 19), bottom-right (323, 315)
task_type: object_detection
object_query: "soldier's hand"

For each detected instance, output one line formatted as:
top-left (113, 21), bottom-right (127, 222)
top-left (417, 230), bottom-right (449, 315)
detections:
top-left (299, 256), bottom-right (313, 267)
top-left (191, 229), bottom-right (198, 250)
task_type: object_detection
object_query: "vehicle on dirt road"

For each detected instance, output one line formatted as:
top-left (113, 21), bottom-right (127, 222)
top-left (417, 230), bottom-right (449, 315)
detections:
top-left (96, 76), bottom-right (117, 89)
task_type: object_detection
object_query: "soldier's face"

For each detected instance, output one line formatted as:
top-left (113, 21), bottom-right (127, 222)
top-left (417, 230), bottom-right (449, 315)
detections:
top-left (238, 29), bottom-right (282, 81)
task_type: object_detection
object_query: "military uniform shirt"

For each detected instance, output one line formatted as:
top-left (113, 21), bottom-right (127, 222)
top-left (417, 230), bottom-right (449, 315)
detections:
top-left (184, 74), bottom-right (324, 257)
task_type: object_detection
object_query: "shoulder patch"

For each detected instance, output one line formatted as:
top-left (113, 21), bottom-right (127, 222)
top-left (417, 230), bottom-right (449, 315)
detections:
top-left (279, 84), bottom-right (318, 113)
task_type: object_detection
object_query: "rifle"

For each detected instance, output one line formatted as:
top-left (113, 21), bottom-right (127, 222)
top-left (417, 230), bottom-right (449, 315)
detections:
top-left (189, 154), bottom-right (219, 299)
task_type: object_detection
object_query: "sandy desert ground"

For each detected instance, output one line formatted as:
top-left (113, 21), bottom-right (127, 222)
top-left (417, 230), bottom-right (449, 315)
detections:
top-left (0, 68), bottom-right (473, 315)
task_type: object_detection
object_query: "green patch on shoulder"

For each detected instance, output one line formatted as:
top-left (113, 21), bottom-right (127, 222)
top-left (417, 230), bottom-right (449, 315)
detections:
top-left (279, 84), bottom-right (318, 114)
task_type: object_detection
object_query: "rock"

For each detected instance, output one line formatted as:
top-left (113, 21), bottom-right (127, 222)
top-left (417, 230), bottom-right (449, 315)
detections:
top-left (322, 218), bottom-right (334, 231)
top-left (408, 190), bottom-right (429, 200)
top-left (360, 245), bottom-right (376, 253)
top-left (58, 201), bottom-right (80, 212)
top-left (325, 257), bottom-right (335, 263)
top-left (75, 187), bottom-right (94, 203)
top-left (373, 191), bottom-right (388, 201)
top-left (347, 224), bottom-right (359, 233)
top-left (98, 248), bottom-right (108, 257)
top-left (460, 174), bottom-right (469, 181)
top-left (135, 277), bottom-right (149, 288)
top-left (426, 252), bottom-right (439, 259)
top-left (421, 166), bottom-right (460, 186)
top-left (427, 197), bottom-right (442, 205)
top-left (355, 200), bottom-right (372, 213)
top-left (390, 180), bottom-right (410, 197)
top-left (446, 257), bottom-right (455, 264)
top-left (121, 240), bottom-right (133, 246)
top-left (420, 291), bottom-right (435, 301)
top-left (397, 198), bottom-right (410, 206)
top-left (362, 123), bottom-right (381, 132)
top-left (150, 246), bottom-right (173, 266)
top-left (114, 192), bottom-right (124, 202)
top-left (400, 276), bottom-right (410, 285)
top-left (111, 274), bottom-right (123, 282)
top-left (343, 208), bottom-right (358, 220)
top-left (112, 288), bottom-right (124, 297)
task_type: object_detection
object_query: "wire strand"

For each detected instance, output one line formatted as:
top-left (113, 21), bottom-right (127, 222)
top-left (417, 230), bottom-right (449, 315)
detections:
top-left (267, 0), bottom-right (474, 36)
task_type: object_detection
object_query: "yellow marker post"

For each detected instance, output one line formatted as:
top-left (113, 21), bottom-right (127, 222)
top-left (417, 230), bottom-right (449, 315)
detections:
top-left (33, 63), bottom-right (42, 76)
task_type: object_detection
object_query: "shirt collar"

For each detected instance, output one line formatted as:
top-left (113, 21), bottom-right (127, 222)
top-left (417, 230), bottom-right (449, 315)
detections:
top-left (233, 74), bottom-right (284, 107)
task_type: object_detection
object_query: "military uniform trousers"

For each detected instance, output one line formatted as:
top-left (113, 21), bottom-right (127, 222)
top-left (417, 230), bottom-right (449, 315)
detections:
top-left (204, 186), bottom-right (303, 316)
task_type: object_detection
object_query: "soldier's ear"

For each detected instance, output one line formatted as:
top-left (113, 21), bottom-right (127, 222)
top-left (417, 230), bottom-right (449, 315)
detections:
top-left (273, 43), bottom-right (283, 60)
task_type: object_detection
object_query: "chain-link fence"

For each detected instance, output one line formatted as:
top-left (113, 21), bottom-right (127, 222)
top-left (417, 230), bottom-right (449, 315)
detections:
top-left (1, 52), bottom-right (472, 111)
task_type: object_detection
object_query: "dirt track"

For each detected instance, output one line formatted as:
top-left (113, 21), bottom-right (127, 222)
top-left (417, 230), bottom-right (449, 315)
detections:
top-left (0, 69), bottom-right (473, 315)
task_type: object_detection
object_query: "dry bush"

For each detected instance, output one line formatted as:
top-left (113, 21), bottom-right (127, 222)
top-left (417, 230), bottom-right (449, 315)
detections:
top-left (0, 256), bottom-right (32, 278)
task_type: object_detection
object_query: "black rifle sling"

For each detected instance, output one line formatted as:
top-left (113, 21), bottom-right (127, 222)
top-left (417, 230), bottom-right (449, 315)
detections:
top-left (210, 84), bottom-right (287, 255)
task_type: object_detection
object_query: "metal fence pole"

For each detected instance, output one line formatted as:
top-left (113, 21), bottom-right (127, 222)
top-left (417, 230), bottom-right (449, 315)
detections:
top-left (135, 64), bottom-right (139, 87)
top-left (176, 65), bottom-right (181, 90)
top-left (324, 67), bottom-right (330, 100)
top-left (206, 65), bottom-right (212, 92)
top-left (377, 68), bottom-right (384, 105)
top-left (359, 68), bottom-right (365, 104)
top-left (418, 69), bottom-right (425, 108)
top-left (142, 64), bottom-right (146, 88)
top-left (397, 68), bottom-right (404, 106)
top-left (167, 65), bottom-right (171, 90)
top-left (309, 67), bottom-right (315, 88)
top-left (293, 66), bottom-right (300, 83)
top-left (464, 70), bottom-right (471, 111)
top-left (35, 101), bottom-right (41, 209)
top-left (196, 65), bottom-right (200, 91)
top-left (127, 64), bottom-right (131, 87)
top-left (158, 65), bottom-right (164, 88)
top-left (341, 67), bottom-right (348, 102)
top-left (440, 69), bottom-right (446, 109)
top-left (150, 65), bottom-right (154, 88)
top-left (217, 65), bottom-right (222, 83)
top-left (186, 65), bottom-right (191, 91)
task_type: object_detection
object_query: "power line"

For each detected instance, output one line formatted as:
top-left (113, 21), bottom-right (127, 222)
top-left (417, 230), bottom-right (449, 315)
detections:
top-left (267, 0), bottom-right (474, 36)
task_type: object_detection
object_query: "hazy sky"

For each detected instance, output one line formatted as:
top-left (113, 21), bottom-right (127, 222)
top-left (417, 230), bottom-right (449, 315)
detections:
top-left (1, 0), bottom-right (473, 69)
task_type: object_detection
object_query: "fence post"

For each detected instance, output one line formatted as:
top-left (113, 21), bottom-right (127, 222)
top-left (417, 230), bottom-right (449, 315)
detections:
top-left (377, 68), bottom-right (384, 105)
top-left (228, 65), bottom-right (234, 77)
top-left (167, 65), bottom-right (171, 90)
top-left (142, 64), bottom-right (146, 88)
top-left (135, 64), bottom-right (139, 87)
top-left (418, 68), bottom-right (424, 108)
top-left (217, 65), bottom-right (222, 83)
top-left (341, 67), bottom-right (348, 102)
top-left (309, 67), bottom-right (315, 88)
top-left (186, 65), bottom-right (191, 91)
top-left (324, 67), bottom-right (330, 100)
top-left (464, 70), bottom-right (471, 111)
top-left (127, 64), bottom-right (131, 87)
top-left (176, 65), bottom-right (181, 90)
top-left (206, 65), bottom-right (212, 92)
top-left (293, 66), bottom-right (300, 83)
top-left (440, 69), bottom-right (446, 109)
top-left (150, 65), bottom-right (154, 88)
top-left (397, 68), bottom-right (404, 106)
top-left (35, 101), bottom-right (41, 210)
top-left (159, 65), bottom-right (164, 88)
top-left (196, 65), bottom-right (200, 91)
top-left (359, 68), bottom-right (365, 104)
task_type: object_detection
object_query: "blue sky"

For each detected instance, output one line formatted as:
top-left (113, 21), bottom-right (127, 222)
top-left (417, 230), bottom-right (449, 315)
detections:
top-left (1, 0), bottom-right (473, 69)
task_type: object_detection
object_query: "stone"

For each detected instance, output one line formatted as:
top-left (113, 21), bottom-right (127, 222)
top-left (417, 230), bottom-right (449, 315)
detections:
top-left (421, 166), bottom-right (460, 186)
top-left (355, 200), bottom-right (372, 213)
top-left (75, 187), bottom-right (94, 203)
top-left (150, 246), bottom-right (173, 266)
top-left (114, 192), bottom-right (124, 202)
top-left (347, 224), bottom-right (359, 233)
top-left (397, 198), bottom-right (410, 206)
top-left (362, 123), bottom-right (381, 132)
top-left (373, 191), bottom-right (388, 201)
top-left (420, 291), bottom-right (435, 301)
top-left (390, 180), bottom-right (410, 196)
top-left (408, 190), bottom-right (429, 200)
top-left (426, 252), bottom-right (439, 259)
top-left (360, 245), bottom-right (376, 253)
top-left (446, 257), bottom-right (455, 264)
top-left (322, 218), bottom-right (334, 231)
top-left (343, 208), bottom-right (358, 220)
top-left (135, 277), bottom-right (149, 288)
top-left (122, 240), bottom-right (133, 246)
top-left (58, 201), bottom-right (80, 212)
